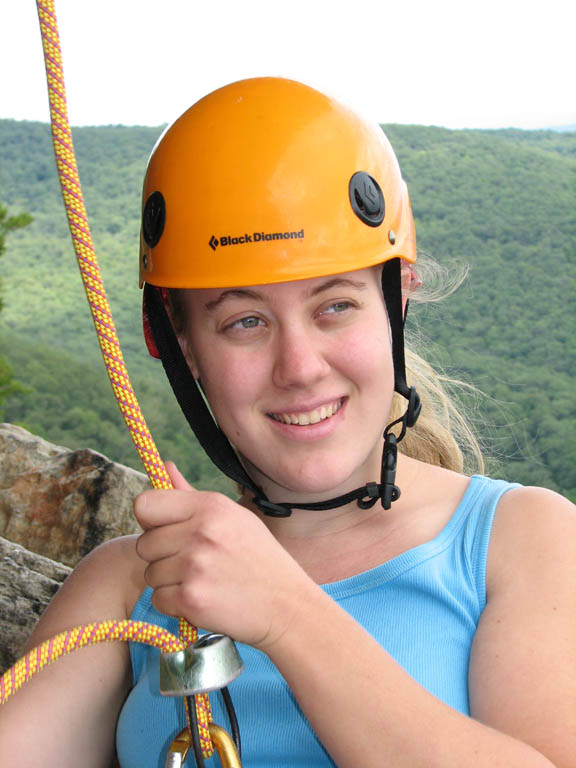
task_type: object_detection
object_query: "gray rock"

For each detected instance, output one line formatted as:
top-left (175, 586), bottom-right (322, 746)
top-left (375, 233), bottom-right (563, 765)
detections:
top-left (0, 535), bottom-right (71, 674)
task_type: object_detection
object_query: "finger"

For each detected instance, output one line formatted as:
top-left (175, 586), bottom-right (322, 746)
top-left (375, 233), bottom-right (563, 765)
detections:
top-left (143, 553), bottom-right (185, 591)
top-left (150, 583), bottom-right (201, 626)
top-left (134, 488), bottom-right (196, 530)
top-left (136, 524), bottom-right (184, 563)
top-left (165, 461), bottom-right (194, 492)
top-left (149, 583), bottom-right (184, 620)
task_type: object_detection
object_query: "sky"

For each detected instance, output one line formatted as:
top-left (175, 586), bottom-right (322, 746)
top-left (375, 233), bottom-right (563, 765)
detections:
top-left (3, 0), bottom-right (575, 131)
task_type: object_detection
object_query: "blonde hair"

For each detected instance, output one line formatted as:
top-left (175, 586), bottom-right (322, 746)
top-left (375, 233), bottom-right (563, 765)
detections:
top-left (392, 255), bottom-right (485, 475)
top-left (387, 349), bottom-right (484, 474)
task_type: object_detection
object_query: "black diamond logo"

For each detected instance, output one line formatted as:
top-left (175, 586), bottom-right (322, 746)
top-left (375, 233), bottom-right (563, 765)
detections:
top-left (209, 235), bottom-right (219, 251)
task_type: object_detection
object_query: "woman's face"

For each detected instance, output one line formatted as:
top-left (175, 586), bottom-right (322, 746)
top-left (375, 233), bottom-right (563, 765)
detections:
top-left (177, 267), bottom-right (395, 503)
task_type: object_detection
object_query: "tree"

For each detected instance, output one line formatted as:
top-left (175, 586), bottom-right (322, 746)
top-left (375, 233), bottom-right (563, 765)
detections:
top-left (0, 203), bottom-right (33, 415)
top-left (0, 204), bottom-right (33, 303)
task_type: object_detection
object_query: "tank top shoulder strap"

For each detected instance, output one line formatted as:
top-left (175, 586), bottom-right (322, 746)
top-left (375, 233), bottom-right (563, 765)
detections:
top-left (460, 475), bottom-right (521, 612)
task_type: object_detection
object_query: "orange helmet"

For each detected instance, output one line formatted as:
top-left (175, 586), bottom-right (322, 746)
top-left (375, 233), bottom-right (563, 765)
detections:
top-left (141, 78), bottom-right (420, 515)
top-left (140, 76), bottom-right (415, 289)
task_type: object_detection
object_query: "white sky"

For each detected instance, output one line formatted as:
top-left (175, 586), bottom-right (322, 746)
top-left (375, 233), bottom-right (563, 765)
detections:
top-left (3, 0), bottom-right (575, 130)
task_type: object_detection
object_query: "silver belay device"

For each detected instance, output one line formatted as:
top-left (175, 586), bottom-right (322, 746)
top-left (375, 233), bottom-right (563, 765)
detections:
top-left (160, 633), bottom-right (245, 696)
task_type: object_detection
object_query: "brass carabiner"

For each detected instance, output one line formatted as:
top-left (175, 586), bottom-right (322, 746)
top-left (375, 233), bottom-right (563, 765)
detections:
top-left (165, 727), bottom-right (191, 768)
top-left (208, 722), bottom-right (242, 768)
top-left (166, 723), bottom-right (242, 768)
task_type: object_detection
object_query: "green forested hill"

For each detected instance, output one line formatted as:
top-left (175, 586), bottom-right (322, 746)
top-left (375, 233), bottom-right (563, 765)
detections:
top-left (383, 125), bottom-right (575, 497)
top-left (1, 119), bottom-right (574, 499)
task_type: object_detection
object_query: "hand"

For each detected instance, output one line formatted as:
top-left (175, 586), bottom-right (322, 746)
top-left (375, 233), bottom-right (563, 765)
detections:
top-left (134, 462), bottom-right (313, 651)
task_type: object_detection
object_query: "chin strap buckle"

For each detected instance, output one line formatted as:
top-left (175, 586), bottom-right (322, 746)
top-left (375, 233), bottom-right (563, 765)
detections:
top-left (252, 497), bottom-right (293, 517)
top-left (357, 482), bottom-right (381, 510)
top-left (380, 432), bottom-right (401, 510)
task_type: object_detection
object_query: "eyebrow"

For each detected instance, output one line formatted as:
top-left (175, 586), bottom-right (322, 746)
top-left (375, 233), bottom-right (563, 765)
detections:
top-left (203, 278), bottom-right (368, 312)
top-left (204, 289), bottom-right (264, 311)
top-left (307, 277), bottom-right (368, 297)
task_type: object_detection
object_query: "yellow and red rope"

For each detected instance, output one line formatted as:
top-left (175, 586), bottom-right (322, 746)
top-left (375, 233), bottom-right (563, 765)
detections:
top-left (36, 0), bottom-right (171, 492)
top-left (1, 0), bottom-right (215, 759)
top-left (0, 621), bottom-right (185, 703)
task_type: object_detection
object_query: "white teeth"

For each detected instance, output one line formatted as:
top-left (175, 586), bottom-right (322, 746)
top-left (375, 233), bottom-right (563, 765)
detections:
top-left (271, 399), bottom-right (342, 426)
top-left (309, 410), bottom-right (321, 425)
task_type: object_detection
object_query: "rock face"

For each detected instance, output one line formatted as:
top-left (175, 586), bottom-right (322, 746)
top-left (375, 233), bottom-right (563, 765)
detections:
top-left (0, 535), bottom-right (71, 673)
top-left (0, 423), bottom-right (150, 674)
top-left (0, 423), bottom-right (149, 567)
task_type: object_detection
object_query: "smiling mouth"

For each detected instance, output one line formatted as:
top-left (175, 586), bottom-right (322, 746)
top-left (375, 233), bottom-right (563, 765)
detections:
top-left (268, 398), bottom-right (344, 426)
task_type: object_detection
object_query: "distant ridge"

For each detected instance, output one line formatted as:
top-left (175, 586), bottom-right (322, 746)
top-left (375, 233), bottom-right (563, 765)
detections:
top-left (547, 123), bottom-right (576, 132)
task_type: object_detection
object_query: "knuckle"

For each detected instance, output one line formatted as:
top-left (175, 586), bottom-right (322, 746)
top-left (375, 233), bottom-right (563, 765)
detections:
top-left (183, 547), bottom-right (210, 577)
top-left (200, 490), bottom-right (228, 513)
top-left (180, 581), bottom-right (209, 615)
top-left (135, 532), bottom-right (148, 560)
top-left (143, 561), bottom-right (155, 587)
top-left (196, 517), bottom-right (221, 546)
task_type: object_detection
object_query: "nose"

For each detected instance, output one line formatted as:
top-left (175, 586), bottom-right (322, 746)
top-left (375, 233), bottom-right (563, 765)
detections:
top-left (271, 325), bottom-right (331, 390)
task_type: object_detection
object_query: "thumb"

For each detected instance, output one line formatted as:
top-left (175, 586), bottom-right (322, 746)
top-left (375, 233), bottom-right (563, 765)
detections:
top-left (164, 460), bottom-right (194, 491)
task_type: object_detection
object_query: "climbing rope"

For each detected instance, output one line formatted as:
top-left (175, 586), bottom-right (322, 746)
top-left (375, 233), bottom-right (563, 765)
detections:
top-left (0, 621), bottom-right (185, 703)
top-left (0, 619), bottom-right (215, 759)
top-left (36, 4), bottom-right (170, 488)
top-left (0, 0), bottom-right (218, 761)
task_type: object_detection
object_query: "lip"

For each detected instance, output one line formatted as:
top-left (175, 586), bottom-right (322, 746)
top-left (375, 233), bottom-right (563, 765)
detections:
top-left (266, 397), bottom-right (347, 441)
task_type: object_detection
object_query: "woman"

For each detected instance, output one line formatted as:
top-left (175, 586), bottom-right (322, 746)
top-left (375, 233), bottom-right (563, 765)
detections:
top-left (1, 77), bottom-right (574, 767)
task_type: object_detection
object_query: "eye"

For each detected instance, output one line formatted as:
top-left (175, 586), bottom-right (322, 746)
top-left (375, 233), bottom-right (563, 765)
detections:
top-left (320, 301), bottom-right (353, 315)
top-left (237, 316), bottom-right (262, 329)
top-left (225, 315), bottom-right (265, 332)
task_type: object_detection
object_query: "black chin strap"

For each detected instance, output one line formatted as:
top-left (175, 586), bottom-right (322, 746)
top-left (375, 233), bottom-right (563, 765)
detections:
top-left (253, 385), bottom-right (421, 516)
top-left (145, 257), bottom-right (421, 517)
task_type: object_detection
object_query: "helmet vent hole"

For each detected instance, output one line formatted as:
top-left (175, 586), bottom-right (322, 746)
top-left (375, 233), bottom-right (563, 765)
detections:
top-left (143, 191), bottom-right (166, 248)
top-left (348, 172), bottom-right (385, 227)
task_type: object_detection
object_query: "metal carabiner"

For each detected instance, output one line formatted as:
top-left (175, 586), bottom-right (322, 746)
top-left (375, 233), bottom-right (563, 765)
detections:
top-left (166, 723), bottom-right (242, 768)
top-left (208, 723), bottom-right (243, 768)
top-left (165, 727), bottom-right (192, 768)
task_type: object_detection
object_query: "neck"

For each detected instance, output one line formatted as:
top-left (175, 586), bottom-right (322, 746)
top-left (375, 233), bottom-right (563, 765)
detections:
top-left (241, 455), bottom-right (426, 584)
top-left (240, 453), bottom-right (421, 542)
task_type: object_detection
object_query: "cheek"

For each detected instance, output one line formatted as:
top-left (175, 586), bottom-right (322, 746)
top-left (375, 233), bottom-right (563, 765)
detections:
top-left (335, 320), bottom-right (393, 389)
top-left (194, 346), bottom-right (269, 430)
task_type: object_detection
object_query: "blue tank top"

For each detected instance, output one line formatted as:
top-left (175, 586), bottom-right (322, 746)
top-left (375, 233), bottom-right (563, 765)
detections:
top-left (116, 475), bottom-right (518, 767)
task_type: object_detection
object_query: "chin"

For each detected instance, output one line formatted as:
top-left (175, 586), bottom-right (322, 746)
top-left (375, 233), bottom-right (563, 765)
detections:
top-left (244, 452), bottom-right (380, 503)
